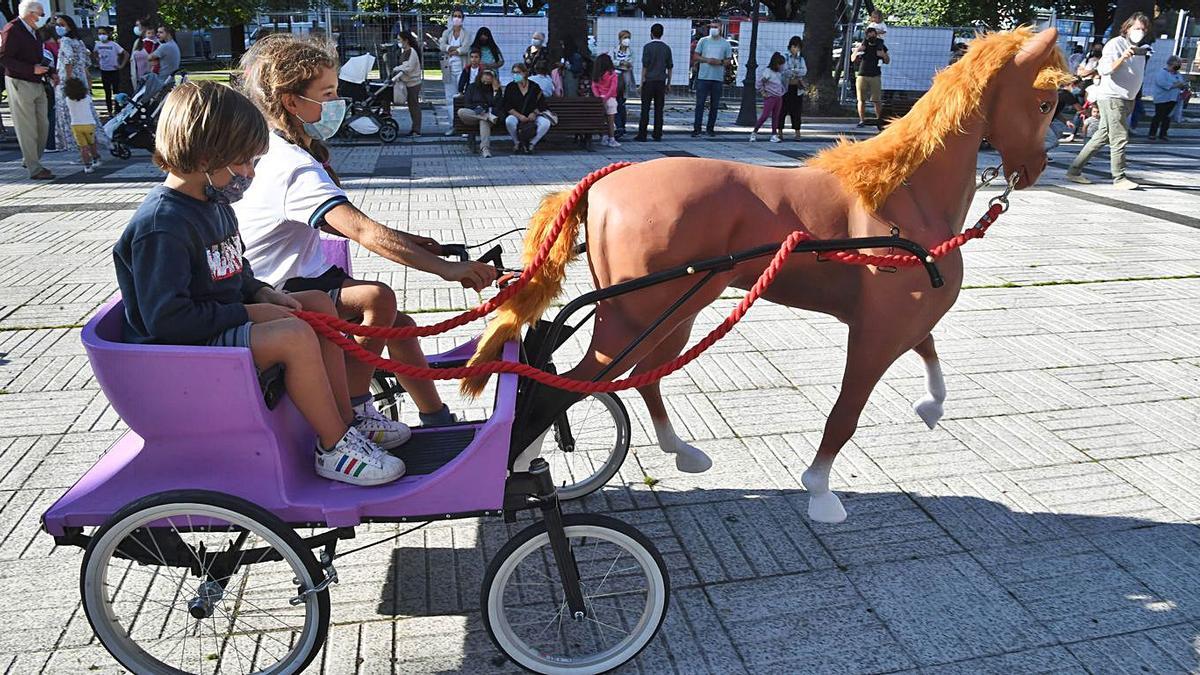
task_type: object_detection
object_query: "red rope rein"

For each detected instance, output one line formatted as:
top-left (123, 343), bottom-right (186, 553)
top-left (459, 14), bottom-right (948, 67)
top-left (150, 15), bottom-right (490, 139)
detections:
top-left (296, 164), bottom-right (1005, 393)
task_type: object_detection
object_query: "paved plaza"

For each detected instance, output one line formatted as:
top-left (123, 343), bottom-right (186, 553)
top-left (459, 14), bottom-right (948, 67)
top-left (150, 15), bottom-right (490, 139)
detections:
top-left (1, 101), bottom-right (1199, 673)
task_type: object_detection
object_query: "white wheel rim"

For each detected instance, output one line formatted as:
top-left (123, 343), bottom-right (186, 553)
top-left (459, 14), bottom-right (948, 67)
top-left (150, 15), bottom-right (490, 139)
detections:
top-left (549, 394), bottom-right (628, 500)
top-left (83, 502), bottom-right (321, 675)
top-left (487, 524), bottom-right (666, 674)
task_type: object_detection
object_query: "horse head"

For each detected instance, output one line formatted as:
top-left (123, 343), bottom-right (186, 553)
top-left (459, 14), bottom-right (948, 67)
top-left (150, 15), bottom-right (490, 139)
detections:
top-left (982, 27), bottom-right (1075, 189)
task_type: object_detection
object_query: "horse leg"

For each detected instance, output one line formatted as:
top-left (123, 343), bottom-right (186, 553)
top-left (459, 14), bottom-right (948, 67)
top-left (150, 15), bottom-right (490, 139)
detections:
top-left (911, 333), bottom-right (947, 429)
top-left (803, 329), bottom-right (901, 523)
top-left (630, 318), bottom-right (712, 473)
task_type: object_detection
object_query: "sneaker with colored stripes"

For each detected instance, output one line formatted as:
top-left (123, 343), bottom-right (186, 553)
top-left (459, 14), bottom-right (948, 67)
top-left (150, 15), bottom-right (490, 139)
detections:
top-left (315, 426), bottom-right (406, 486)
top-left (353, 401), bottom-right (412, 450)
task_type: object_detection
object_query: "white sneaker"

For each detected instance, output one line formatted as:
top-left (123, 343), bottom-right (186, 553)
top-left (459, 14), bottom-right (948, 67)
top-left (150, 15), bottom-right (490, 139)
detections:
top-left (315, 426), bottom-right (406, 486)
top-left (600, 136), bottom-right (611, 147)
top-left (353, 400), bottom-right (412, 450)
top-left (770, 134), bottom-right (782, 143)
top-left (92, 157), bottom-right (102, 167)
top-left (749, 131), bottom-right (758, 142)
top-left (480, 147), bottom-right (492, 158)
top-left (609, 137), bottom-right (621, 148)
top-left (83, 164), bottom-right (94, 174)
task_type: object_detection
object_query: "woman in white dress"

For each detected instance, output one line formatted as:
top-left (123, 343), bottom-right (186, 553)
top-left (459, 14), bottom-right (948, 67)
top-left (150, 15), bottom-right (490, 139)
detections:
top-left (437, 9), bottom-right (468, 135)
top-left (53, 15), bottom-right (107, 154)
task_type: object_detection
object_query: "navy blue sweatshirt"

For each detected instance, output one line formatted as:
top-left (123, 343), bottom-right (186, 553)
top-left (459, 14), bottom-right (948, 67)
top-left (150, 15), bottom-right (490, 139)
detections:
top-left (113, 185), bottom-right (269, 344)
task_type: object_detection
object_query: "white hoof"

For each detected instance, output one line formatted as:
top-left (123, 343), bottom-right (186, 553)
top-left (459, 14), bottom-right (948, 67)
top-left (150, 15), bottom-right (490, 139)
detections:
top-left (668, 444), bottom-right (713, 473)
top-left (913, 395), bottom-right (944, 429)
top-left (807, 490), bottom-right (848, 523)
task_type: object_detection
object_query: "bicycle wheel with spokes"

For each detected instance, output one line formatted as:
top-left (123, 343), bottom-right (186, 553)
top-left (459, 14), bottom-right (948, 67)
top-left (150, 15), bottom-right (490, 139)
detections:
top-left (548, 392), bottom-right (631, 501)
top-left (80, 490), bottom-right (330, 675)
top-left (481, 513), bottom-right (669, 674)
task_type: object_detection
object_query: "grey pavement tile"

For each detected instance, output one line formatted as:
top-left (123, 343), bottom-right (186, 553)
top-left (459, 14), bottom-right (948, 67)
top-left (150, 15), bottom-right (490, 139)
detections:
top-left (1005, 462), bottom-right (1179, 533)
top-left (1089, 525), bottom-right (1200, 623)
top-left (705, 569), bottom-right (915, 674)
top-left (1066, 622), bottom-right (1200, 674)
top-left (1102, 451), bottom-right (1200, 522)
top-left (848, 553), bottom-right (1053, 666)
top-left (973, 537), bottom-right (1183, 642)
top-left (918, 645), bottom-right (1086, 674)
top-left (754, 432), bottom-right (892, 489)
top-left (942, 414), bottom-right (1090, 471)
top-left (846, 422), bottom-right (996, 484)
top-left (1031, 405), bottom-right (1188, 461)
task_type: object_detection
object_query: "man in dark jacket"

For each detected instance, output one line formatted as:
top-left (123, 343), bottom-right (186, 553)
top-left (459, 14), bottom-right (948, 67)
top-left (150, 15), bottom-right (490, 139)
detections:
top-left (0, 0), bottom-right (55, 179)
top-left (457, 68), bottom-right (502, 157)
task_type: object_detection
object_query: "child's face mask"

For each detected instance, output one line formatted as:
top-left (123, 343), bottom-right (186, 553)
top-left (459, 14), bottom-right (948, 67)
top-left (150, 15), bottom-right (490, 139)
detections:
top-left (205, 167), bottom-right (253, 204)
top-left (295, 96), bottom-right (347, 141)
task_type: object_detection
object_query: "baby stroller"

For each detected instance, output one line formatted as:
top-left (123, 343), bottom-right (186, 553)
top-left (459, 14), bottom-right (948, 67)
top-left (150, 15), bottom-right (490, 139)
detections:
top-left (336, 54), bottom-right (400, 143)
top-left (104, 71), bottom-right (186, 160)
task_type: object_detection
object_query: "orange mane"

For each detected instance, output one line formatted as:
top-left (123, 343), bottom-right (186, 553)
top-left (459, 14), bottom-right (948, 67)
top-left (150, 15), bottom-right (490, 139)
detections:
top-left (808, 27), bottom-right (1073, 212)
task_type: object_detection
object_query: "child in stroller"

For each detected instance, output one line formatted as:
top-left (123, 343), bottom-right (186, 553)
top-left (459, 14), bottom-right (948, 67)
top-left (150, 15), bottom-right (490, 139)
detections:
top-left (103, 70), bottom-right (186, 159)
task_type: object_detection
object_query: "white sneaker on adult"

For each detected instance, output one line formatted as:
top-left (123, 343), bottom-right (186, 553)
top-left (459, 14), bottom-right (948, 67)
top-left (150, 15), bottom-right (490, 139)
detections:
top-left (1065, 172), bottom-right (1091, 185)
top-left (1113, 177), bottom-right (1141, 190)
top-left (315, 426), bottom-right (406, 486)
top-left (609, 137), bottom-right (621, 148)
top-left (769, 134), bottom-right (782, 143)
top-left (481, 147), bottom-right (492, 158)
top-left (749, 131), bottom-right (758, 142)
top-left (353, 401), bottom-right (412, 450)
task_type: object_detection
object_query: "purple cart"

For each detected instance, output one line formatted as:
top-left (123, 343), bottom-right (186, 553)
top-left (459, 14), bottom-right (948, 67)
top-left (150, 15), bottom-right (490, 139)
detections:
top-left (41, 241), bottom-right (669, 674)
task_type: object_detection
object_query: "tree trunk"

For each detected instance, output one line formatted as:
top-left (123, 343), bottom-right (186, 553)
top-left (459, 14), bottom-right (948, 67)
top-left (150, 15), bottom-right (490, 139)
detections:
top-left (116, 0), bottom-right (158, 94)
top-left (548, 0), bottom-right (587, 61)
top-left (230, 23), bottom-right (246, 62)
top-left (803, 0), bottom-right (841, 114)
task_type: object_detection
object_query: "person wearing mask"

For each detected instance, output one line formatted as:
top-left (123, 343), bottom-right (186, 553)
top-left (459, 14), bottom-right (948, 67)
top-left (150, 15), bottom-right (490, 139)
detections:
top-left (0, 0), bottom-right (55, 178)
top-left (53, 15), bottom-right (106, 155)
top-left (1065, 12), bottom-right (1150, 190)
top-left (851, 26), bottom-right (888, 127)
top-left (458, 67), bottom-right (503, 157)
top-left (391, 31), bottom-right (423, 137)
top-left (612, 29), bottom-right (635, 140)
top-left (781, 35), bottom-right (805, 140)
top-left (471, 27), bottom-right (503, 73)
top-left (130, 22), bottom-right (155, 88)
top-left (1146, 55), bottom-right (1187, 142)
top-left (524, 31), bottom-right (545, 71)
top-left (691, 19), bottom-right (731, 138)
top-left (634, 22), bottom-right (672, 142)
top-left (438, 9), bottom-right (467, 135)
top-left (148, 24), bottom-right (181, 83)
top-left (504, 63), bottom-right (549, 154)
top-left (92, 26), bottom-right (127, 117)
top-left (457, 48), bottom-right (485, 94)
top-left (1076, 43), bottom-right (1102, 86)
top-left (1067, 43), bottom-right (1085, 75)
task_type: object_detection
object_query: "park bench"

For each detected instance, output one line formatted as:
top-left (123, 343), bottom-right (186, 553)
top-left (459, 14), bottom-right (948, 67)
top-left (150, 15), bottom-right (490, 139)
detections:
top-left (453, 95), bottom-right (609, 153)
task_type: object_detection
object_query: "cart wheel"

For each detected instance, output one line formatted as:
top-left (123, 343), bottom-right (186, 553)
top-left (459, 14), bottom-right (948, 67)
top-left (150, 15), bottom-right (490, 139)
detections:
top-left (81, 490), bottom-right (331, 675)
top-left (370, 370), bottom-right (404, 422)
top-left (548, 392), bottom-right (631, 501)
top-left (379, 119), bottom-right (400, 143)
top-left (482, 513), bottom-right (669, 674)
top-left (111, 144), bottom-right (131, 160)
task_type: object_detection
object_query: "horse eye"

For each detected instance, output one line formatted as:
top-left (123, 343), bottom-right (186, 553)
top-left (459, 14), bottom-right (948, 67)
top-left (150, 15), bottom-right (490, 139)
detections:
top-left (1039, 101), bottom-right (1052, 114)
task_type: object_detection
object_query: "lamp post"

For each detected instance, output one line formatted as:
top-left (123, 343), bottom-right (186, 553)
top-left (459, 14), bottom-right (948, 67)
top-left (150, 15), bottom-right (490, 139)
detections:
top-left (735, 3), bottom-right (762, 126)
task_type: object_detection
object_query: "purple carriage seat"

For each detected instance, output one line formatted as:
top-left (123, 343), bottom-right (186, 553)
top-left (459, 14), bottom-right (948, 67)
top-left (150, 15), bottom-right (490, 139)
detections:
top-left (43, 243), bottom-right (519, 534)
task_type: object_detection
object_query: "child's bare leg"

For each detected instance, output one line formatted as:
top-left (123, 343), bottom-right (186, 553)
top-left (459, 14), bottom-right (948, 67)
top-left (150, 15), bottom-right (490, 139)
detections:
top-left (386, 312), bottom-right (443, 414)
top-left (336, 280), bottom-right (399, 398)
top-left (249, 317), bottom-right (348, 448)
top-left (607, 114), bottom-right (615, 138)
top-left (290, 290), bottom-right (355, 422)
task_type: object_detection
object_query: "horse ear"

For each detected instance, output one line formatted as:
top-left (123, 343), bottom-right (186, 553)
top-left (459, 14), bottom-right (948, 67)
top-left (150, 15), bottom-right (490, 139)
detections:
top-left (1014, 27), bottom-right (1058, 70)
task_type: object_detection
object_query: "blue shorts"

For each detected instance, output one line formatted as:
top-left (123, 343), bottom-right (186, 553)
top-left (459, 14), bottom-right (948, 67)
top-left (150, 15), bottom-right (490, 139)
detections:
top-left (205, 321), bottom-right (253, 348)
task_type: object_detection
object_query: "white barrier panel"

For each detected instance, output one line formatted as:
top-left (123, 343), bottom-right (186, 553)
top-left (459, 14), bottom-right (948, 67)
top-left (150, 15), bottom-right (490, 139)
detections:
top-left (733, 22), bottom-right (806, 84)
top-left (595, 17), bottom-right (693, 87)
top-left (1146, 38), bottom-right (1176, 75)
top-left (875, 26), bottom-right (955, 92)
top-left (462, 15), bottom-right (547, 85)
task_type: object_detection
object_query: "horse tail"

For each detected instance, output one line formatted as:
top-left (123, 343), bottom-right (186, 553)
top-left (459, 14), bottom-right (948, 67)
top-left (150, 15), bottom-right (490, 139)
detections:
top-left (460, 189), bottom-right (588, 397)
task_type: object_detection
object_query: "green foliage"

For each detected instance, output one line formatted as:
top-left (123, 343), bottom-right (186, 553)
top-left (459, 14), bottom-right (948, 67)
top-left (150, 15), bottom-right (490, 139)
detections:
top-left (155, 0), bottom-right (341, 30)
top-left (876, 0), bottom-right (1035, 28)
top-left (356, 0), bottom-right (485, 14)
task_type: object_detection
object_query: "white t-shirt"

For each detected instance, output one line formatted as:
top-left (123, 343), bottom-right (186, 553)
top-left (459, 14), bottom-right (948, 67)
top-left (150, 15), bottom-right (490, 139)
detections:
top-left (1092, 35), bottom-right (1146, 102)
top-left (94, 41), bottom-right (125, 71)
top-left (66, 95), bottom-right (94, 126)
top-left (232, 133), bottom-right (350, 288)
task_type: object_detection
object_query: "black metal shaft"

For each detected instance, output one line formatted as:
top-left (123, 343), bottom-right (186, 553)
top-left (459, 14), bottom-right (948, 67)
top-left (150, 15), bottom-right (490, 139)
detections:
top-left (735, 5), bottom-right (762, 127)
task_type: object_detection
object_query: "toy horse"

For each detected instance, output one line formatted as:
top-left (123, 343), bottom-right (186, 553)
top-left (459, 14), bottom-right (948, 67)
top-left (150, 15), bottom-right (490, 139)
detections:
top-left (464, 28), bottom-right (1073, 523)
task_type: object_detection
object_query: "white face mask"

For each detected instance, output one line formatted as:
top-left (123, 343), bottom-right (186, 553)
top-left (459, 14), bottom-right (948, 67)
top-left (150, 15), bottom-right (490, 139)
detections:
top-left (531, 37), bottom-right (543, 46)
top-left (620, 38), bottom-right (630, 47)
top-left (451, 17), bottom-right (463, 27)
top-left (709, 27), bottom-right (719, 38)
top-left (1128, 28), bottom-right (1145, 44)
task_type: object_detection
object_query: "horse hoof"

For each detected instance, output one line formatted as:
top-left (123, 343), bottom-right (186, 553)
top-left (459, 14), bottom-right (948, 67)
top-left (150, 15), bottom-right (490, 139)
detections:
top-left (913, 395), bottom-right (944, 429)
top-left (673, 447), bottom-right (713, 473)
top-left (807, 490), bottom-right (847, 523)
